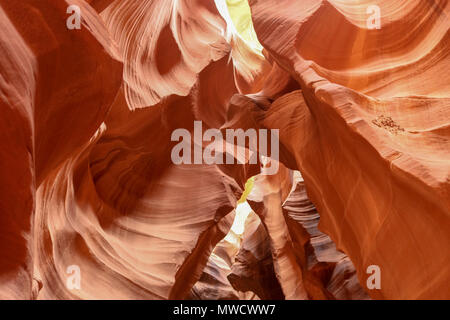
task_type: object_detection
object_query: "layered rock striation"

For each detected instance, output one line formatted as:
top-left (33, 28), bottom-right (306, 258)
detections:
top-left (0, 0), bottom-right (448, 300)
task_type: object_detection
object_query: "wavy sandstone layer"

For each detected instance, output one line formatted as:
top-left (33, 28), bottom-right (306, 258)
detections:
top-left (0, 0), bottom-right (448, 300)
top-left (248, 0), bottom-right (450, 299)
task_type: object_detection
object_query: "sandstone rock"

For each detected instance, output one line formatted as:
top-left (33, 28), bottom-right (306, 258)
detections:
top-left (0, 0), bottom-right (448, 300)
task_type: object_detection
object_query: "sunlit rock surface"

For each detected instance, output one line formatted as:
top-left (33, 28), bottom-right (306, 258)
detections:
top-left (248, 0), bottom-right (450, 299)
top-left (0, 0), bottom-right (448, 300)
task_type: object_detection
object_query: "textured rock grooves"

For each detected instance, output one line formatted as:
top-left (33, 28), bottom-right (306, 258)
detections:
top-left (0, 0), bottom-right (448, 300)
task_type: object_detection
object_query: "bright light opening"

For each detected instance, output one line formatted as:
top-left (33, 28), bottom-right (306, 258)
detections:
top-left (214, 0), bottom-right (263, 54)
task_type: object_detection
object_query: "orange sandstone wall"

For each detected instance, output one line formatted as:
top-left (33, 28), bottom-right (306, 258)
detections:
top-left (0, 0), bottom-right (448, 300)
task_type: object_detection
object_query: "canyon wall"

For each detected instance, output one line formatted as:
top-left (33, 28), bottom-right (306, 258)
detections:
top-left (0, 0), bottom-right (448, 299)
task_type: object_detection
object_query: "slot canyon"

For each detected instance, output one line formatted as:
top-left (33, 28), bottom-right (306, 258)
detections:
top-left (0, 0), bottom-right (448, 300)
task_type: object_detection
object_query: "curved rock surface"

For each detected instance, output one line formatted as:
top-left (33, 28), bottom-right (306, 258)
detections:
top-left (249, 0), bottom-right (450, 299)
top-left (0, 0), bottom-right (448, 300)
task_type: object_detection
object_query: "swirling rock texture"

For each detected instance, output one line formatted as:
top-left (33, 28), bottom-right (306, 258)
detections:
top-left (0, 0), bottom-right (448, 300)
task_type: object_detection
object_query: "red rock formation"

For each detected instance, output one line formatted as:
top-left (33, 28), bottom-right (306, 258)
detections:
top-left (0, 0), bottom-right (122, 299)
top-left (0, 0), bottom-right (448, 300)
top-left (249, 0), bottom-right (450, 299)
top-left (227, 209), bottom-right (284, 300)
